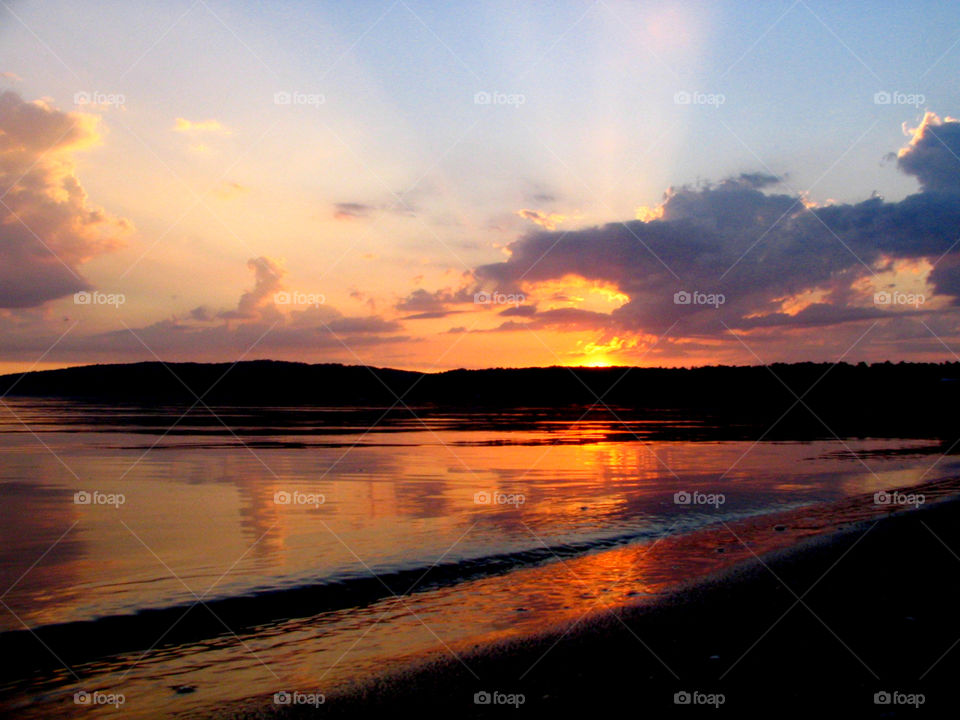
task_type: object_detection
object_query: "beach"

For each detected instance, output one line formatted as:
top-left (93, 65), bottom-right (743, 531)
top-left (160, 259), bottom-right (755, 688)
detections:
top-left (254, 491), bottom-right (960, 718)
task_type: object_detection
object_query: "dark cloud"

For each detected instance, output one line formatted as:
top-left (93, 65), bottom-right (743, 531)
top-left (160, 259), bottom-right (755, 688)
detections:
top-left (499, 304), bottom-right (537, 317)
top-left (0, 92), bottom-right (131, 308)
top-left (896, 112), bottom-right (960, 193)
top-left (475, 114), bottom-right (960, 340)
top-left (733, 172), bottom-right (782, 189)
top-left (403, 311), bottom-right (463, 320)
top-left (333, 202), bottom-right (374, 220)
top-left (395, 287), bottom-right (474, 319)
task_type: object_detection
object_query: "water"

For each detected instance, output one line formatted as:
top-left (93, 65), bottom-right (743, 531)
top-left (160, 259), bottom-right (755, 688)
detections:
top-left (0, 399), bottom-right (955, 717)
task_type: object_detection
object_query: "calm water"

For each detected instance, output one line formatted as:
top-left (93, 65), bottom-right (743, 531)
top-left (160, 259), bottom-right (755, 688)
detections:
top-left (0, 399), bottom-right (955, 717)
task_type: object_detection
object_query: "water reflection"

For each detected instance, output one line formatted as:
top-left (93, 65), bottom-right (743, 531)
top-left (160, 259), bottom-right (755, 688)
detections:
top-left (0, 400), bottom-right (956, 717)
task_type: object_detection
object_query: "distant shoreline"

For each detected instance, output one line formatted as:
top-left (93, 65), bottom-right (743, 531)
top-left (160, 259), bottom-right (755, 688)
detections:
top-left (3, 360), bottom-right (960, 440)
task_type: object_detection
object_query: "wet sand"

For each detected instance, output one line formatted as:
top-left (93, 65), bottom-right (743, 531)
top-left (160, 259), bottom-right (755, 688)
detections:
top-left (248, 490), bottom-right (960, 718)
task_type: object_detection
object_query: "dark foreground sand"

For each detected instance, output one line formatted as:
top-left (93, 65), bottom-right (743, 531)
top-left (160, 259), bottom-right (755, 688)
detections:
top-left (243, 496), bottom-right (960, 718)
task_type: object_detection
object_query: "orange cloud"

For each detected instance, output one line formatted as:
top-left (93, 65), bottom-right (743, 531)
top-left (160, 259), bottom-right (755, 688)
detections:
top-left (0, 91), bottom-right (131, 308)
top-left (516, 208), bottom-right (569, 231)
top-left (172, 117), bottom-right (231, 135)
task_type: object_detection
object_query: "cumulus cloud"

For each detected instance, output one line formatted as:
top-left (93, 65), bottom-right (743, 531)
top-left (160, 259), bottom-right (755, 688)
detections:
top-left (897, 112), bottom-right (960, 193)
top-left (474, 113), bottom-right (960, 344)
top-left (219, 256), bottom-right (285, 321)
top-left (0, 91), bottom-right (131, 308)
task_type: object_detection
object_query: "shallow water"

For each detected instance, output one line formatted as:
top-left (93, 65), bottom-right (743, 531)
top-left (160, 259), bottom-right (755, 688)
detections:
top-left (0, 399), bottom-right (955, 717)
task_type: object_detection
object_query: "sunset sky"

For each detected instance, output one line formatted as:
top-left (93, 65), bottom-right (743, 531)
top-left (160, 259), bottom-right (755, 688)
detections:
top-left (3, 0), bottom-right (960, 373)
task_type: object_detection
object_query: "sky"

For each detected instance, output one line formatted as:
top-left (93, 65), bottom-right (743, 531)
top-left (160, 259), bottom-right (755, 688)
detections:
top-left (2, 0), bottom-right (960, 373)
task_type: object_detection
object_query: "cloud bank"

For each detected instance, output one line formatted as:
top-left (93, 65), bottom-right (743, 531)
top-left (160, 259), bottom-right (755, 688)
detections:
top-left (472, 113), bottom-right (960, 345)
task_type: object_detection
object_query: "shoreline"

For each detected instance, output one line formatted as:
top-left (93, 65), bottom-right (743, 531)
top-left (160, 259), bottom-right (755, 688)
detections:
top-left (243, 492), bottom-right (960, 718)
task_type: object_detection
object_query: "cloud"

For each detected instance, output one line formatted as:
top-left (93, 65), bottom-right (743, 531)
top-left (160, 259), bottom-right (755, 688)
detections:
top-left (333, 202), bottom-right (374, 220)
top-left (732, 172), bottom-right (782, 189)
top-left (897, 111), bottom-right (960, 193)
top-left (219, 256), bottom-right (285, 320)
top-left (0, 72), bottom-right (22, 83)
top-left (394, 286), bottom-right (477, 319)
top-left (189, 306), bottom-right (213, 322)
top-left (474, 113), bottom-right (960, 345)
top-left (516, 208), bottom-right (570, 230)
top-left (172, 117), bottom-right (231, 135)
top-left (1, 257), bottom-right (405, 362)
top-left (499, 304), bottom-right (537, 317)
top-left (332, 199), bottom-right (420, 221)
top-left (0, 91), bottom-right (131, 308)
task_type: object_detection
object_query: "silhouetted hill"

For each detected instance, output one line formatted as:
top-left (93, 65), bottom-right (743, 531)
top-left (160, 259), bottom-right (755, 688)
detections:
top-left (2, 360), bottom-right (960, 439)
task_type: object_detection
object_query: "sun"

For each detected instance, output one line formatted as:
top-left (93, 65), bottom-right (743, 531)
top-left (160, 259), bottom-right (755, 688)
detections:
top-left (578, 353), bottom-right (612, 368)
